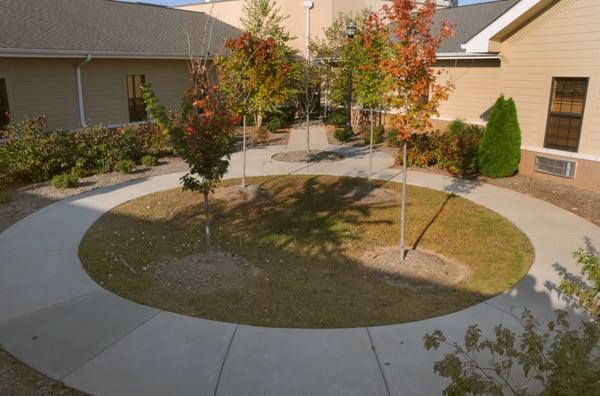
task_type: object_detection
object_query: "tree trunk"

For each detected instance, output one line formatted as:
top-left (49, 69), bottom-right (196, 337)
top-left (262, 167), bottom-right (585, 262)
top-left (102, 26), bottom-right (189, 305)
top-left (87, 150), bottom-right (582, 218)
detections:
top-left (242, 113), bottom-right (247, 189)
top-left (400, 141), bottom-right (407, 264)
top-left (203, 189), bottom-right (211, 252)
top-left (306, 108), bottom-right (310, 153)
top-left (368, 107), bottom-right (374, 186)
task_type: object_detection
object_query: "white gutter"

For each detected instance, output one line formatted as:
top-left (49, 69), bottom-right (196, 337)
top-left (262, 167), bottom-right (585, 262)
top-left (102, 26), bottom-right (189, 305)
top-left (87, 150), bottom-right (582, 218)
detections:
top-left (436, 52), bottom-right (500, 60)
top-left (76, 54), bottom-right (92, 128)
top-left (0, 48), bottom-right (214, 60)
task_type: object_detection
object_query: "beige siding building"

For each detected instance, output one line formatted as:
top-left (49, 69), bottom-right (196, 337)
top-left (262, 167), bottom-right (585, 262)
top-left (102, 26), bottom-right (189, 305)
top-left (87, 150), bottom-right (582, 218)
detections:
top-left (0, 0), bottom-right (239, 130)
top-left (177, 0), bottom-right (456, 53)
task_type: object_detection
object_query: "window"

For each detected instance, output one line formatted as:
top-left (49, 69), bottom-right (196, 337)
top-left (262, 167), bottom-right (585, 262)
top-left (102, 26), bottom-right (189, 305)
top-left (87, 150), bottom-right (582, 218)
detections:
top-left (0, 79), bottom-right (9, 129)
top-left (127, 75), bottom-right (146, 122)
top-left (544, 77), bottom-right (588, 152)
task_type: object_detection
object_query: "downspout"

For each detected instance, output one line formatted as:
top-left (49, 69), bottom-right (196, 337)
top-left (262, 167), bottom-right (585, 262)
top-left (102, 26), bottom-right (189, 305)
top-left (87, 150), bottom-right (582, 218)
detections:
top-left (76, 54), bottom-right (92, 128)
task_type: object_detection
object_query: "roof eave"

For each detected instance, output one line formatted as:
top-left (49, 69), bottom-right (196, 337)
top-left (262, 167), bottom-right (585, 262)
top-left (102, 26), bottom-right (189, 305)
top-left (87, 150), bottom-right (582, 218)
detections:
top-left (436, 52), bottom-right (500, 60)
top-left (0, 48), bottom-right (216, 60)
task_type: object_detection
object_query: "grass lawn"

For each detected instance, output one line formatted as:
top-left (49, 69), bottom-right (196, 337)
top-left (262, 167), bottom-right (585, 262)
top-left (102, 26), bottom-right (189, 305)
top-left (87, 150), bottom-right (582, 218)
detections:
top-left (79, 175), bottom-right (533, 328)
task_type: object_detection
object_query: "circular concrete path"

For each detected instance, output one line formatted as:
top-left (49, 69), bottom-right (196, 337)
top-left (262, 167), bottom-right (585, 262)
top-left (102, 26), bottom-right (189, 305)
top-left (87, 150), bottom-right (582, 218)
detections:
top-left (1, 145), bottom-right (599, 395)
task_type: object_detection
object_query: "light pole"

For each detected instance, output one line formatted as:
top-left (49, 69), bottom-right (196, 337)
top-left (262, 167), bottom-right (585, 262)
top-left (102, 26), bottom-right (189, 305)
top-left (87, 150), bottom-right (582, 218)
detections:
top-left (304, 1), bottom-right (314, 152)
top-left (346, 21), bottom-right (356, 130)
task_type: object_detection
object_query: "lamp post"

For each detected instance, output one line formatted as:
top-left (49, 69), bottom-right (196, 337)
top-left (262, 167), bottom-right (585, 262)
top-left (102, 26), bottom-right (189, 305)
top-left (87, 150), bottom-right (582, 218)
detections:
top-left (346, 21), bottom-right (356, 130)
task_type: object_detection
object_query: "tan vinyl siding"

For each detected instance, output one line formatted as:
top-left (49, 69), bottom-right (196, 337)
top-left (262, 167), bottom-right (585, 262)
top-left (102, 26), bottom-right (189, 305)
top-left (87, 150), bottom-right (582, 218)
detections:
top-left (0, 58), bottom-right (80, 129)
top-left (433, 59), bottom-right (502, 124)
top-left (500, 0), bottom-right (600, 156)
top-left (0, 58), bottom-right (191, 130)
top-left (81, 59), bottom-right (190, 126)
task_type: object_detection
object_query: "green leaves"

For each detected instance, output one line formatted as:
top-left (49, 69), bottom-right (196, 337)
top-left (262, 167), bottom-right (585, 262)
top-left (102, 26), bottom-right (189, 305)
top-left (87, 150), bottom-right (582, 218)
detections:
top-left (424, 248), bottom-right (600, 395)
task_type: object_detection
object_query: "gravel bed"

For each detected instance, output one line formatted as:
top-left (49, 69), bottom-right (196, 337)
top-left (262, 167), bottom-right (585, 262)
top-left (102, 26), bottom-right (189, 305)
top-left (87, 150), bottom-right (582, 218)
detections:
top-left (0, 157), bottom-right (188, 233)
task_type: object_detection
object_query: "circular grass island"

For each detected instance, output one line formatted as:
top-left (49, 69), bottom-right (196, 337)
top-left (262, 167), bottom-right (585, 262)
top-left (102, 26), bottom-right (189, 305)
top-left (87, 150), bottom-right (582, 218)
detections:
top-left (79, 175), bottom-right (534, 328)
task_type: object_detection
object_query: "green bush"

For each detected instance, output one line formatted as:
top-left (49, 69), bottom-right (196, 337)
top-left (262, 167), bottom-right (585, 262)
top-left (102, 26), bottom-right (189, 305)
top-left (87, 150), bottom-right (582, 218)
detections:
top-left (334, 126), bottom-right (353, 143)
top-left (275, 106), bottom-right (296, 126)
top-left (406, 133), bottom-right (438, 168)
top-left (266, 116), bottom-right (283, 133)
top-left (327, 109), bottom-right (347, 127)
top-left (52, 171), bottom-right (79, 189)
top-left (447, 118), bottom-right (484, 137)
top-left (114, 159), bottom-right (135, 174)
top-left (387, 128), bottom-right (402, 148)
top-left (362, 124), bottom-right (385, 145)
top-left (0, 117), bottom-right (167, 186)
top-left (0, 190), bottom-right (12, 205)
top-left (141, 155), bottom-right (158, 167)
top-left (478, 96), bottom-right (521, 178)
top-left (436, 133), bottom-right (481, 176)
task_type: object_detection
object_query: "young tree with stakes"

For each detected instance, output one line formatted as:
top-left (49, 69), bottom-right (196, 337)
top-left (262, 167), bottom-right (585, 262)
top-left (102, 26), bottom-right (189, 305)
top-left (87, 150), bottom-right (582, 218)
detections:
top-left (355, 13), bottom-right (388, 184)
top-left (374, 0), bottom-right (454, 263)
top-left (218, 32), bottom-right (294, 188)
top-left (142, 61), bottom-right (238, 251)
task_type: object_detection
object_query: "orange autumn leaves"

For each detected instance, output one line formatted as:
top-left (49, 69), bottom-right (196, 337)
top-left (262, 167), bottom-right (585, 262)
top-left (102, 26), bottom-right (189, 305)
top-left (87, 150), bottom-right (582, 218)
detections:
top-left (363, 0), bottom-right (454, 141)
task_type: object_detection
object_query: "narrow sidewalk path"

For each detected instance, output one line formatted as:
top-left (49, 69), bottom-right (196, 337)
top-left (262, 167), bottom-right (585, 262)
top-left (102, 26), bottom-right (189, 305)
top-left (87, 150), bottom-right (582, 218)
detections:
top-left (285, 122), bottom-right (330, 151)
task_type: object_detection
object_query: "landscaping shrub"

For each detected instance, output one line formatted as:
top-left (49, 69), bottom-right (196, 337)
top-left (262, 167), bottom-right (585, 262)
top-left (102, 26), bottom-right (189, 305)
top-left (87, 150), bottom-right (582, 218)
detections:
top-left (436, 132), bottom-right (481, 176)
top-left (0, 117), bottom-right (167, 186)
top-left (406, 132), bottom-right (438, 168)
top-left (334, 126), bottom-right (353, 143)
top-left (327, 109), bottom-right (347, 127)
top-left (361, 124), bottom-right (385, 145)
top-left (51, 170), bottom-right (79, 189)
top-left (447, 118), bottom-right (484, 137)
top-left (255, 126), bottom-right (270, 143)
top-left (113, 159), bottom-right (135, 174)
top-left (266, 116), bottom-right (283, 133)
top-left (478, 96), bottom-right (521, 178)
top-left (1, 116), bottom-right (77, 183)
top-left (273, 106), bottom-right (296, 126)
top-left (387, 128), bottom-right (402, 148)
top-left (141, 155), bottom-right (158, 167)
top-left (0, 190), bottom-right (12, 205)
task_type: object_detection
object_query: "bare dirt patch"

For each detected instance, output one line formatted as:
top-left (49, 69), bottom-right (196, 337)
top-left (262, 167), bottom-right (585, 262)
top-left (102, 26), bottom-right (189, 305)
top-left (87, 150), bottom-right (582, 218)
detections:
top-left (271, 150), bottom-right (344, 163)
top-left (212, 184), bottom-right (270, 203)
top-left (153, 251), bottom-right (260, 295)
top-left (363, 247), bottom-right (470, 289)
top-left (344, 186), bottom-right (399, 205)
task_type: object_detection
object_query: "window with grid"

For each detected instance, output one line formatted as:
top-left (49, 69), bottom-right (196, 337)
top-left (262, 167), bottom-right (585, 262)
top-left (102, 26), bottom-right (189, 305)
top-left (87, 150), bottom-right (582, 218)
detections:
top-left (0, 79), bottom-right (9, 129)
top-left (544, 77), bottom-right (588, 152)
top-left (127, 75), bottom-right (146, 122)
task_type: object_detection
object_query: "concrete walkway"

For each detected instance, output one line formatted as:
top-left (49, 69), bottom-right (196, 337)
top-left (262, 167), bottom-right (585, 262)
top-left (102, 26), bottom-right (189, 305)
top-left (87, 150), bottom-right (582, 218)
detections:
top-left (285, 122), bottom-right (330, 151)
top-left (1, 145), bottom-right (599, 395)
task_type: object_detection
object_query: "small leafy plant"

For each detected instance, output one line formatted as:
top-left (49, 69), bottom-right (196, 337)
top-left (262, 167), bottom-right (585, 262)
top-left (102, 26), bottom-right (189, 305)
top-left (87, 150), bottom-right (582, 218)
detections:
top-left (266, 116), bottom-right (283, 133)
top-left (52, 170), bottom-right (79, 189)
top-left (362, 124), bottom-right (385, 145)
top-left (113, 159), bottom-right (135, 174)
top-left (334, 126), bottom-right (353, 143)
top-left (0, 190), bottom-right (13, 204)
top-left (387, 128), bottom-right (402, 148)
top-left (424, 248), bottom-right (600, 395)
top-left (141, 155), bottom-right (158, 167)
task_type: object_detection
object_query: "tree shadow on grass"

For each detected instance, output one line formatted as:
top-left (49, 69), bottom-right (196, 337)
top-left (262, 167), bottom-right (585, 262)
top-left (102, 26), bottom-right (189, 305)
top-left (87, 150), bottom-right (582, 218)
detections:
top-left (79, 175), bottom-right (538, 328)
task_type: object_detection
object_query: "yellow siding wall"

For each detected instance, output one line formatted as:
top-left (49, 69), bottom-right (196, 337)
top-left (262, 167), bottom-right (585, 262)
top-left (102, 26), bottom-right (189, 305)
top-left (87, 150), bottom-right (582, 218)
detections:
top-left (433, 59), bottom-right (502, 125)
top-left (81, 59), bottom-right (190, 127)
top-left (0, 58), bottom-right (80, 129)
top-left (500, 0), bottom-right (600, 155)
top-left (0, 58), bottom-right (191, 130)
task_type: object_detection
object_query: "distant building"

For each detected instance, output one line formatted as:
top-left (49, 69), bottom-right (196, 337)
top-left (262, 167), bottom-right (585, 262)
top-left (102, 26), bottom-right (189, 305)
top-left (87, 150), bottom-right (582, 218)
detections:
top-left (177, 1), bottom-right (457, 52)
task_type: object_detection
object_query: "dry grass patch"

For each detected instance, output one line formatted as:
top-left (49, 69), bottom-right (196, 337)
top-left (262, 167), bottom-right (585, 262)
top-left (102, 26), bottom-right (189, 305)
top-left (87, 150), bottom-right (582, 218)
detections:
top-left (79, 175), bottom-right (533, 328)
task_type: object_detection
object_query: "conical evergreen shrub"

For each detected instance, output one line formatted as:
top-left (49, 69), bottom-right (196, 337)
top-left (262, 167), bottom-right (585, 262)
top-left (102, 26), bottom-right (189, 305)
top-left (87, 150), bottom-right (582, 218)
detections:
top-left (478, 96), bottom-right (522, 178)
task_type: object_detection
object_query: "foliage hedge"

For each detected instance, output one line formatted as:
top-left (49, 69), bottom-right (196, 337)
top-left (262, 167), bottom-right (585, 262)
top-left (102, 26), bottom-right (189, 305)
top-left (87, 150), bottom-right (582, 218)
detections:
top-left (0, 116), bottom-right (168, 188)
top-left (327, 109), bottom-right (347, 127)
top-left (334, 126), bottom-right (354, 142)
top-left (478, 96), bottom-right (521, 178)
top-left (361, 124), bottom-right (385, 145)
top-left (399, 120), bottom-right (484, 177)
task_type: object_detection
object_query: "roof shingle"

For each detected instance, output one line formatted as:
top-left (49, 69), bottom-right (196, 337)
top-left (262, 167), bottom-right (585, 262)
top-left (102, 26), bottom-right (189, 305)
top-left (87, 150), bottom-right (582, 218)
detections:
top-left (0, 0), bottom-right (241, 58)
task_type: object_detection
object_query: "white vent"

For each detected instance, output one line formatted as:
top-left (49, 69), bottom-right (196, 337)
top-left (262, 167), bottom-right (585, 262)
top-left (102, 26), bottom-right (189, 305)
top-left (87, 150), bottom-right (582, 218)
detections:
top-left (534, 156), bottom-right (576, 179)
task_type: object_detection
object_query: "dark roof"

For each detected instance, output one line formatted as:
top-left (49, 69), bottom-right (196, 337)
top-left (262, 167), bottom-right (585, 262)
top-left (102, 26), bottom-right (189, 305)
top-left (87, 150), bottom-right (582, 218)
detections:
top-left (434, 0), bottom-right (520, 53)
top-left (0, 0), bottom-right (241, 58)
